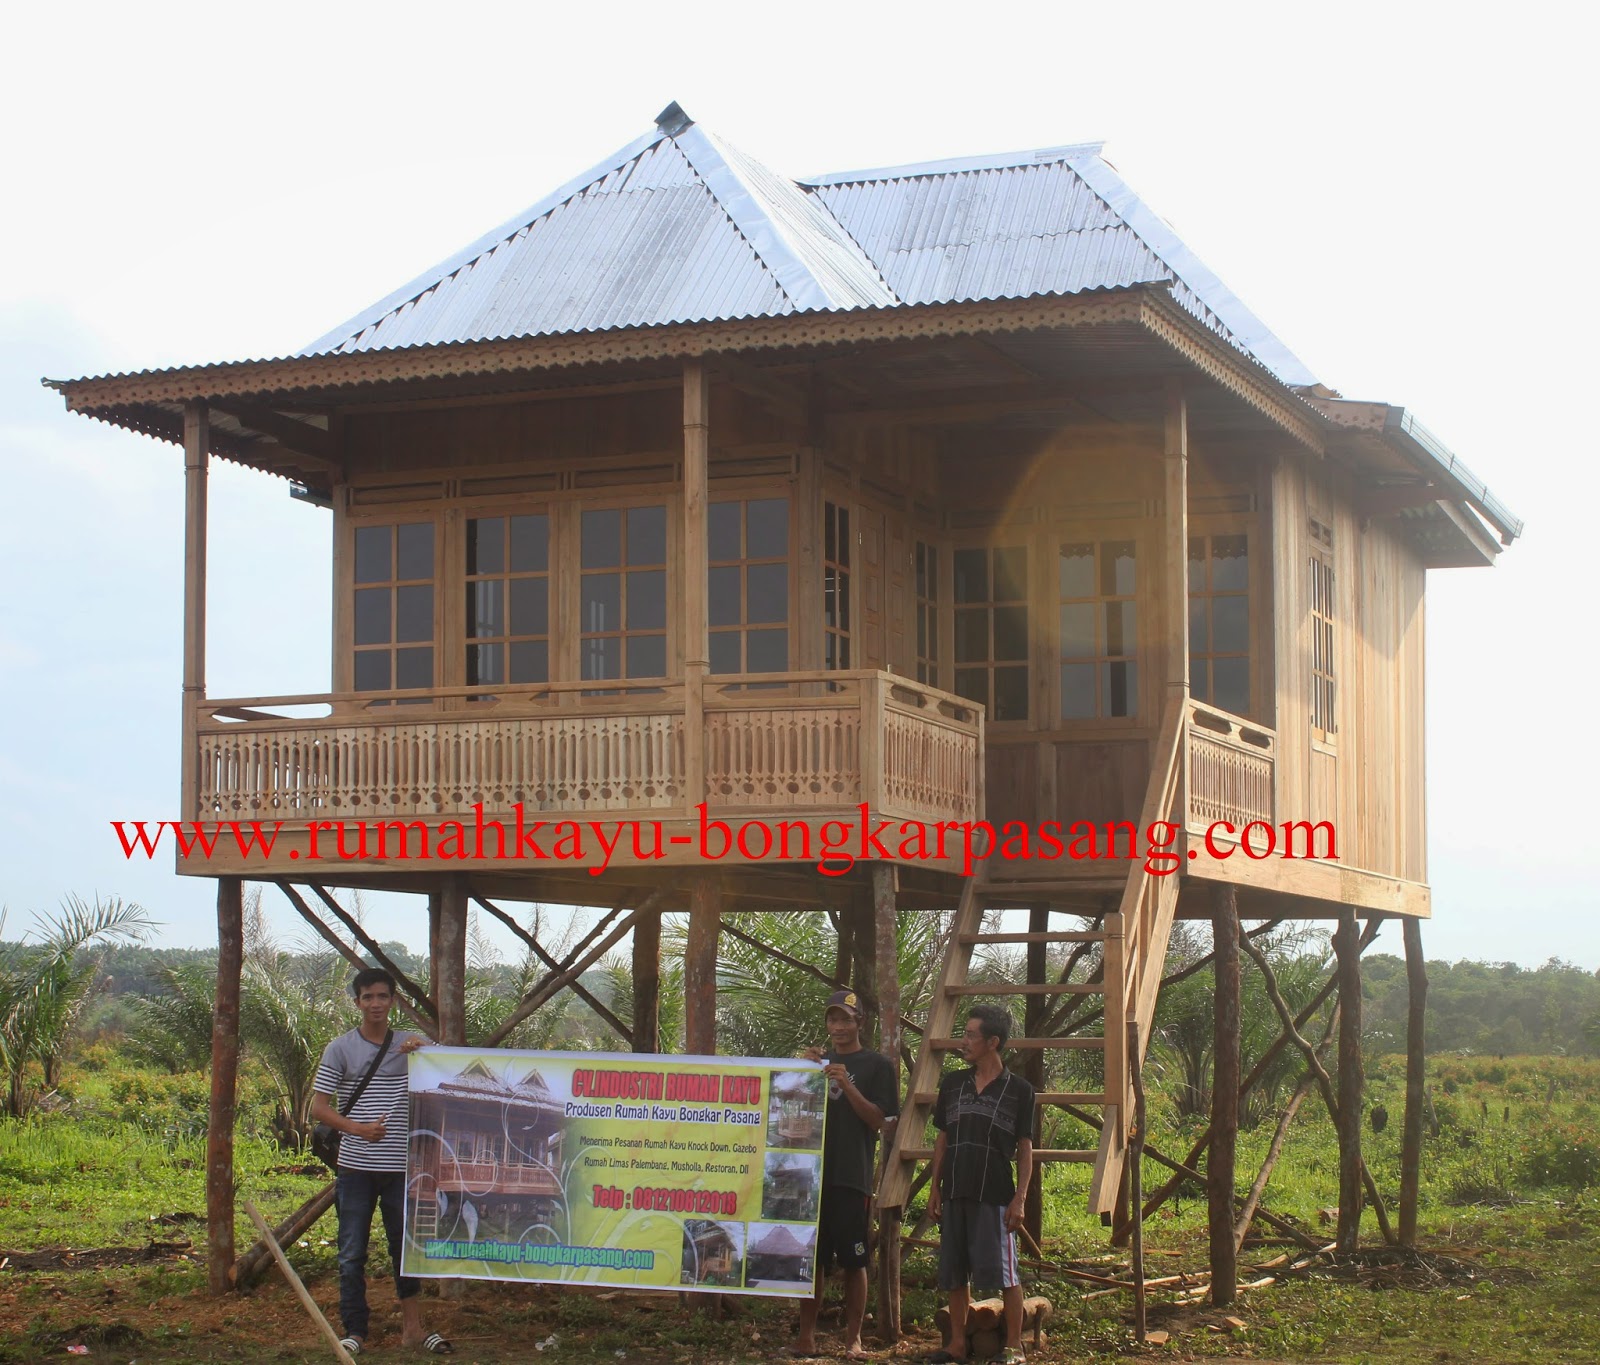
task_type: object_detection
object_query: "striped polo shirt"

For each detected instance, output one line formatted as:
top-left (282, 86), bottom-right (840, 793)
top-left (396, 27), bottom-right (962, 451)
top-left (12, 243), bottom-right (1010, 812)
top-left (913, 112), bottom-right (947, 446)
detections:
top-left (313, 1028), bottom-right (419, 1172)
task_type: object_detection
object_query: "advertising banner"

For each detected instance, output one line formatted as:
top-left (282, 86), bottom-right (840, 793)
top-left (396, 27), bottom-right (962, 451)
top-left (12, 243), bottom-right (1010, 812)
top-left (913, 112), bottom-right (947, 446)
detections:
top-left (402, 1047), bottom-right (827, 1295)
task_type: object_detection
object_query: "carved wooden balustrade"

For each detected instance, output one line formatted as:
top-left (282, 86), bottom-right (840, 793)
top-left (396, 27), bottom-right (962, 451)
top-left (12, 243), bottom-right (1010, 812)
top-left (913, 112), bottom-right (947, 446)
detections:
top-left (191, 670), bottom-right (982, 837)
top-left (1184, 699), bottom-right (1277, 835)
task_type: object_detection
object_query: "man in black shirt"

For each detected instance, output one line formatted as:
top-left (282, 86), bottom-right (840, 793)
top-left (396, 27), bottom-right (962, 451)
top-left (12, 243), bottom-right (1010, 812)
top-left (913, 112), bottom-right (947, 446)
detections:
top-left (928, 1005), bottom-right (1035, 1364)
top-left (794, 989), bottom-right (900, 1359)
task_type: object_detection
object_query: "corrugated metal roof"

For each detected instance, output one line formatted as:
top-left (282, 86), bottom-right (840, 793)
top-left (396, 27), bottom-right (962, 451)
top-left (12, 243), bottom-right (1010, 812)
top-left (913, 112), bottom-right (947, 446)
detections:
top-left (302, 107), bottom-right (1317, 388)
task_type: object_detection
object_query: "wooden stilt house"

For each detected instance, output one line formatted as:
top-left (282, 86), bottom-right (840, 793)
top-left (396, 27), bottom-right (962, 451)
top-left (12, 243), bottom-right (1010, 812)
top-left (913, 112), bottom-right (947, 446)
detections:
top-left (48, 103), bottom-right (1520, 1307)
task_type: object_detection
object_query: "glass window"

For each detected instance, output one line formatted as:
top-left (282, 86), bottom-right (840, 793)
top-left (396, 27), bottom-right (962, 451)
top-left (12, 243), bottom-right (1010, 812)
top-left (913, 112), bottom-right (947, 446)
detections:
top-left (1309, 520), bottom-right (1336, 738)
top-left (580, 505), bottom-right (668, 680)
top-left (466, 513), bottom-right (550, 687)
top-left (710, 496), bottom-right (790, 676)
top-left (952, 544), bottom-right (1029, 722)
top-left (350, 521), bottom-right (435, 699)
top-left (1188, 532), bottom-right (1251, 715)
top-left (915, 540), bottom-right (940, 686)
top-left (823, 501), bottom-right (851, 671)
top-left (1057, 540), bottom-right (1137, 720)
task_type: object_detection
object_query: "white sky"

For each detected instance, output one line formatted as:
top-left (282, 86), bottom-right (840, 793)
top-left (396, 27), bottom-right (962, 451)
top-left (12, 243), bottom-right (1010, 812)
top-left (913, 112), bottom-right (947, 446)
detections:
top-left (1, 2), bottom-right (1594, 966)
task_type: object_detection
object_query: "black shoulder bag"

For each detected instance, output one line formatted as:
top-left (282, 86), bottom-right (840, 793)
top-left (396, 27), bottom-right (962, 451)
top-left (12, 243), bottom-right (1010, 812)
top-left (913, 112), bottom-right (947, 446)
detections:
top-left (311, 1029), bottom-right (394, 1172)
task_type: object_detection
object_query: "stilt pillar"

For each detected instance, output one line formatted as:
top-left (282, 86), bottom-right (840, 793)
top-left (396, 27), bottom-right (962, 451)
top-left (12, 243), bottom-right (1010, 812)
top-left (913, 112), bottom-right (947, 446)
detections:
top-left (207, 876), bottom-right (243, 1295)
top-left (684, 872), bottom-right (721, 1055)
top-left (1399, 918), bottom-right (1428, 1245)
top-left (435, 875), bottom-right (468, 1046)
top-left (1208, 884), bottom-right (1240, 1306)
top-left (871, 863), bottom-right (902, 1343)
top-left (633, 906), bottom-right (663, 1054)
top-left (1334, 911), bottom-right (1365, 1252)
top-left (1023, 904), bottom-right (1047, 1244)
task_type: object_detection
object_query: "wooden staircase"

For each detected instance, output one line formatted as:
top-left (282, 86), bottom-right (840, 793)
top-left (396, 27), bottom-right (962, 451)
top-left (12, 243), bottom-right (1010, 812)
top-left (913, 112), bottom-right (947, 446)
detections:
top-left (877, 697), bottom-right (1187, 1223)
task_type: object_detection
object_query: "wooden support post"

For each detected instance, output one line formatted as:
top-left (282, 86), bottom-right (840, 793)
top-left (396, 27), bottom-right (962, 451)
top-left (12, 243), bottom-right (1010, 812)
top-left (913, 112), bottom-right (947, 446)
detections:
top-left (851, 893), bottom-right (877, 1035)
top-left (436, 875), bottom-right (468, 1046)
top-left (872, 862), bottom-right (902, 1344)
top-left (1334, 911), bottom-right (1364, 1253)
top-left (207, 876), bottom-right (243, 1296)
top-left (684, 872), bottom-right (721, 1055)
top-left (1023, 905), bottom-right (1047, 1244)
top-left (682, 359), bottom-right (709, 811)
top-left (1128, 1019), bottom-right (1147, 1343)
top-left (1164, 379), bottom-right (1190, 701)
top-left (872, 864), bottom-right (901, 1064)
top-left (1399, 918), bottom-right (1428, 1246)
top-left (1209, 885), bottom-right (1239, 1307)
top-left (633, 905), bottom-right (663, 1054)
top-left (181, 403), bottom-right (209, 821)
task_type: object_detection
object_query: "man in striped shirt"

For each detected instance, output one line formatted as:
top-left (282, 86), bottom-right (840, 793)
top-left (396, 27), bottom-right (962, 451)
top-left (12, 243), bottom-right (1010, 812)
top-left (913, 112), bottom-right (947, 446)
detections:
top-left (310, 969), bottom-right (448, 1355)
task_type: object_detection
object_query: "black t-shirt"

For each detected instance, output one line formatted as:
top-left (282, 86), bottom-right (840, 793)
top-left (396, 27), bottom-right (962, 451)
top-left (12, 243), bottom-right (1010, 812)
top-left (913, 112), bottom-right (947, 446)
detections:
top-left (821, 1047), bottom-right (900, 1195)
top-left (933, 1066), bottom-right (1036, 1204)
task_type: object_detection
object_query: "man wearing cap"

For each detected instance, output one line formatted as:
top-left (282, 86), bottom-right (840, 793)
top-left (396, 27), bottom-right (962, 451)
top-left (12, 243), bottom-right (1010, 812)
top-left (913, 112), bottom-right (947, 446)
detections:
top-left (794, 989), bottom-right (900, 1359)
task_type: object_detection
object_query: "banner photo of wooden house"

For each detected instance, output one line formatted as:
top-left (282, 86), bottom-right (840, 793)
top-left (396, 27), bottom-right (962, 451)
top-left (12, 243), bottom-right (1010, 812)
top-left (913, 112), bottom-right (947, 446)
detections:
top-left (766, 1069), bottom-right (825, 1150)
top-left (402, 1047), bottom-right (825, 1295)
top-left (744, 1222), bottom-right (819, 1294)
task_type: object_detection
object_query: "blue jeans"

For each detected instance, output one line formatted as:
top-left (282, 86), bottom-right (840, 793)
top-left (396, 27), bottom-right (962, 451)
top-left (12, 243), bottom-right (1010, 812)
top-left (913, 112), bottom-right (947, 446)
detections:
top-left (336, 1168), bottom-right (419, 1340)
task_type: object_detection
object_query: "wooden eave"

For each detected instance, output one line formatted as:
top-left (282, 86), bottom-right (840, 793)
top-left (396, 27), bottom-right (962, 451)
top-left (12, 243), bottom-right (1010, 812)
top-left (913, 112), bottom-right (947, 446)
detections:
top-left (45, 286), bottom-right (1330, 488)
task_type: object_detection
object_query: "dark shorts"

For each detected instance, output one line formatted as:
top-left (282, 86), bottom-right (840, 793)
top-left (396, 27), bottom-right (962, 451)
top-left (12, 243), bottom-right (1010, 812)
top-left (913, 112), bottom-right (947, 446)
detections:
top-left (937, 1198), bottom-right (1019, 1294)
top-left (817, 1187), bottom-right (871, 1273)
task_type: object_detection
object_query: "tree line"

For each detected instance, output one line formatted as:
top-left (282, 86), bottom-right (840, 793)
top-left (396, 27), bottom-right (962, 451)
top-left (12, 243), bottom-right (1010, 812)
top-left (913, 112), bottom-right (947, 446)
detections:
top-left (6, 895), bottom-right (1599, 1143)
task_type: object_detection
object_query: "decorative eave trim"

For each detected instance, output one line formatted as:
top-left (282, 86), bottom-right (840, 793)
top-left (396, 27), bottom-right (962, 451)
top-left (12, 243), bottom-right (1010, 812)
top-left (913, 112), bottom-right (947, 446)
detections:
top-left (1137, 292), bottom-right (1324, 454)
top-left (49, 286), bottom-right (1324, 453)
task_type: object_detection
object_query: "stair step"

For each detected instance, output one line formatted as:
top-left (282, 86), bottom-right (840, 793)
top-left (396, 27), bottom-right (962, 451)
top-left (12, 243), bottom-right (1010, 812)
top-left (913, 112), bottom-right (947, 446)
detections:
top-left (910, 1090), bottom-right (1107, 1106)
top-left (959, 931), bottom-right (1104, 945)
top-left (946, 982), bottom-right (1100, 996)
top-left (930, 1036), bottom-right (1105, 1051)
top-left (895, 1146), bottom-right (1099, 1163)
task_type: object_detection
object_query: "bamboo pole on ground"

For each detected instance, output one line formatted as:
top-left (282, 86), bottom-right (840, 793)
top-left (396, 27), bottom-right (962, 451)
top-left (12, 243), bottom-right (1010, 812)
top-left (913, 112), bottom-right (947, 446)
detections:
top-left (207, 876), bottom-right (243, 1296)
top-left (1209, 885), bottom-right (1240, 1306)
top-left (244, 1199), bottom-right (356, 1365)
top-left (232, 1183), bottom-right (336, 1289)
top-left (1400, 918), bottom-right (1428, 1246)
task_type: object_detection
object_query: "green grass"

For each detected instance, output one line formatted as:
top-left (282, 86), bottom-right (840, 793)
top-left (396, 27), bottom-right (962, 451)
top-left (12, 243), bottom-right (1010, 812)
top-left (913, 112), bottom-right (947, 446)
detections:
top-left (3, 1050), bottom-right (1600, 1362)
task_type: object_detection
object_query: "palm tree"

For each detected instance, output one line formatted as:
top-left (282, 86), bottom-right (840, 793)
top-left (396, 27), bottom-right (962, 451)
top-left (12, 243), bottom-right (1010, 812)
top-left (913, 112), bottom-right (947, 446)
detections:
top-left (127, 961), bottom-right (217, 1073)
top-left (0, 895), bottom-right (155, 1117)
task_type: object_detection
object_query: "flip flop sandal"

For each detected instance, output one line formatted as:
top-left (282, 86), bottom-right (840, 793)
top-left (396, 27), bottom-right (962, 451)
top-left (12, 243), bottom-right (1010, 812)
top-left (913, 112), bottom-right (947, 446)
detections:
top-left (421, 1334), bottom-right (455, 1355)
top-left (338, 1339), bottom-right (362, 1357)
top-left (923, 1353), bottom-right (968, 1364)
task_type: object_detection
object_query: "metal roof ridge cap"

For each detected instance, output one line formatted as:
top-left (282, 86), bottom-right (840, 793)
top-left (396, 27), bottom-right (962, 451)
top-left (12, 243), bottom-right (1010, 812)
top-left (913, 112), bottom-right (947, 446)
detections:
top-left (298, 125), bottom-right (670, 357)
top-left (1382, 406), bottom-right (1523, 542)
top-left (673, 122), bottom-right (838, 313)
top-left (801, 141), bottom-right (1107, 186)
top-left (1067, 151), bottom-right (1320, 390)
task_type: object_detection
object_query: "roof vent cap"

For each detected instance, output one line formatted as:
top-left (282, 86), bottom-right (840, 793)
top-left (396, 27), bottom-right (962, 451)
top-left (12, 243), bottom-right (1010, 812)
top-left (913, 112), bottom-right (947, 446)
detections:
top-left (655, 102), bottom-right (693, 137)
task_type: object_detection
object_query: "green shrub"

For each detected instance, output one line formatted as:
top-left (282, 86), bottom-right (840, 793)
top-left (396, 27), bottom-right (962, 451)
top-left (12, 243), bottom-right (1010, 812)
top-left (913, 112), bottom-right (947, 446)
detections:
top-left (1519, 1122), bottom-right (1600, 1191)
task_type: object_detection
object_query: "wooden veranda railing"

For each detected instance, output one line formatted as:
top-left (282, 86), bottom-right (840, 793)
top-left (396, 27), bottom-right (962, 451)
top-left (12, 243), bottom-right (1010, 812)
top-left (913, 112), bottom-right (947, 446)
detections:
top-left (190, 669), bottom-right (981, 831)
